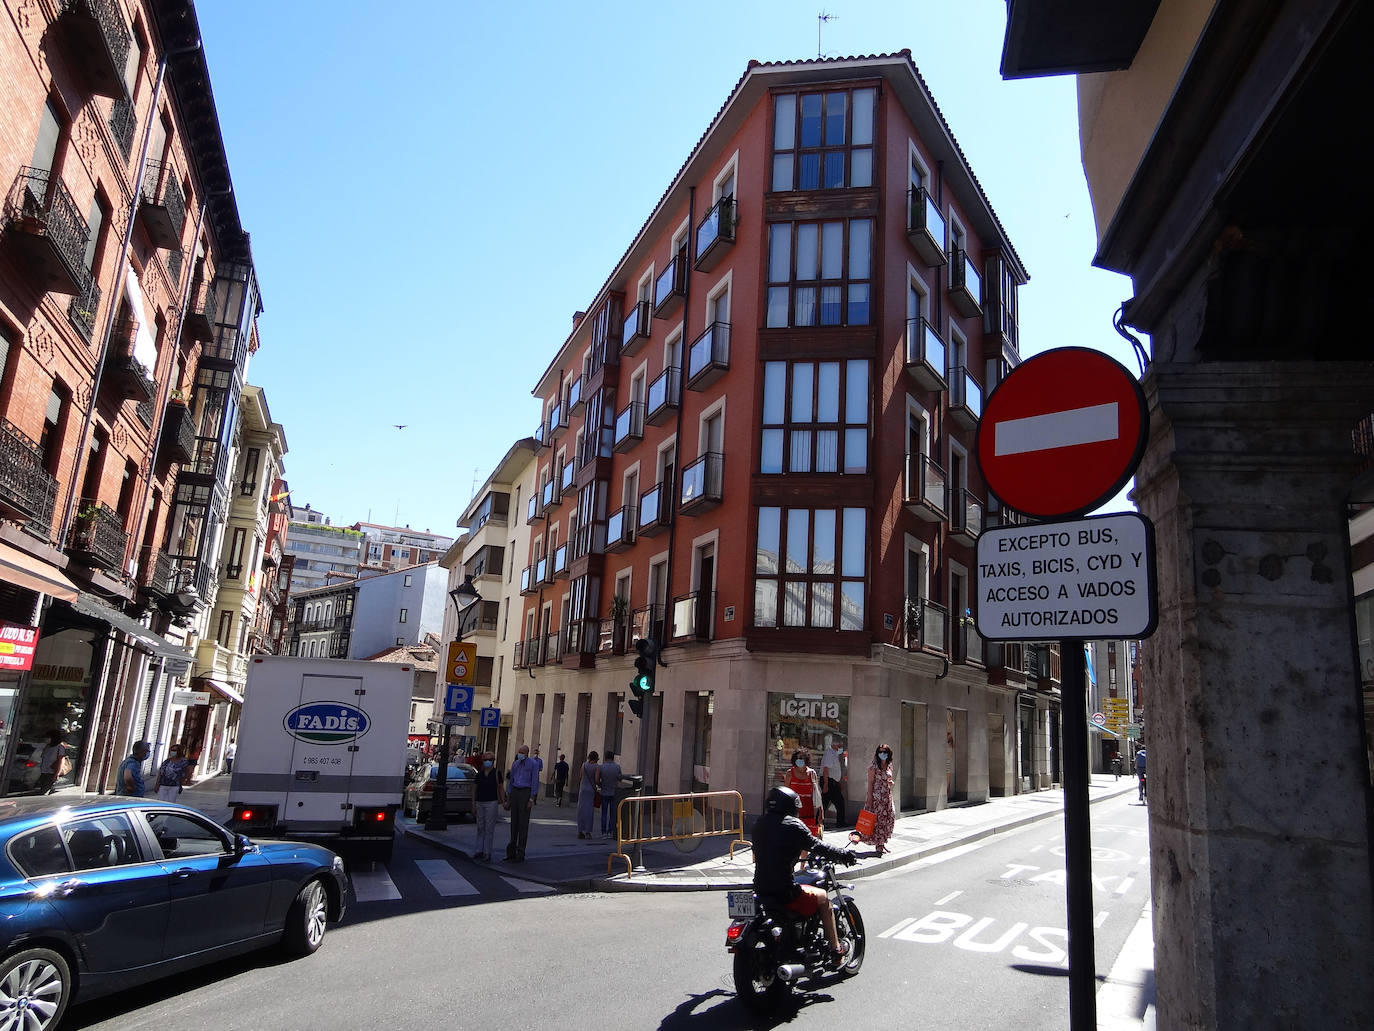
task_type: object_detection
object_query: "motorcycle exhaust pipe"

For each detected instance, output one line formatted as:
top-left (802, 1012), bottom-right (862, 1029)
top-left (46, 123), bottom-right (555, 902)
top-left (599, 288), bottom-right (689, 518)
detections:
top-left (775, 963), bottom-right (807, 982)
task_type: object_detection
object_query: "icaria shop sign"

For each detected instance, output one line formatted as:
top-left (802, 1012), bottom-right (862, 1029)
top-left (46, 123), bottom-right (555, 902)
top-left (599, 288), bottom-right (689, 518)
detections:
top-left (779, 696), bottom-right (841, 720)
top-left (0, 621), bottom-right (39, 671)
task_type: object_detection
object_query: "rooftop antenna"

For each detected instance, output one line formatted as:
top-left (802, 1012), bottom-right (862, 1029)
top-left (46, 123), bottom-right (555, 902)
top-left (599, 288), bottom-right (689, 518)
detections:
top-left (470, 466), bottom-right (480, 502)
top-left (818, 10), bottom-right (837, 59)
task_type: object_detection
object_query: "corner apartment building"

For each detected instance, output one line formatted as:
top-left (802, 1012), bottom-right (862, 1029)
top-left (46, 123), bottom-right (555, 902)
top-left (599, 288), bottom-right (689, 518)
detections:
top-left (353, 521), bottom-right (453, 579)
top-left (284, 504), bottom-right (362, 595)
top-left (508, 53), bottom-right (1053, 815)
top-left (1, 0), bottom-right (268, 794)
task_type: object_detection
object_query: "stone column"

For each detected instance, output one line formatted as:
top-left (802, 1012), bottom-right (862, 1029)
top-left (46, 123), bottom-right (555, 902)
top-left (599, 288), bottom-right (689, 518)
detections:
top-left (1136, 362), bottom-right (1374, 1030)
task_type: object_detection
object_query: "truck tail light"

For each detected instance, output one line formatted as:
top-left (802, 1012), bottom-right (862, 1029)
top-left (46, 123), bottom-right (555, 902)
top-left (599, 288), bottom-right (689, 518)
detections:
top-left (231, 804), bottom-right (275, 830)
top-left (354, 807), bottom-right (394, 829)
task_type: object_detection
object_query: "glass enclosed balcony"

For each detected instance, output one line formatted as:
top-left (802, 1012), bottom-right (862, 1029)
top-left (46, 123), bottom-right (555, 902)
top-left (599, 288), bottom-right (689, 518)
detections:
top-left (904, 317), bottom-right (946, 392)
top-left (906, 186), bottom-right (947, 267)
top-left (621, 300), bottom-right (651, 358)
top-left (613, 401), bottom-right (645, 453)
top-left (694, 196), bottom-right (736, 272)
top-left (653, 248), bottom-right (687, 319)
top-left (950, 487), bottom-right (984, 546)
top-left (686, 322), bottom-right (730, 391)
top-left (637, 480), bottom-right (673, 538)
top-left (950, 367), bottom-right (982, 430)
top-left (606, 504), bottom-right (636, 553)
top-left (903, 453), bottom-right (947, 522)
top-left (678, 453), bottom-right (723, 516)
top-left (645, 366), bottom-right (680, 426)
top-left (949, 248), bottom-right (983, 319)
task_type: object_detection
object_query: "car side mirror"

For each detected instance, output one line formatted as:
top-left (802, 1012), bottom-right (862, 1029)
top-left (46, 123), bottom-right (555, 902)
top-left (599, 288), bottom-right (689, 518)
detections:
top-left (233, 833), bottom-right (252, 855)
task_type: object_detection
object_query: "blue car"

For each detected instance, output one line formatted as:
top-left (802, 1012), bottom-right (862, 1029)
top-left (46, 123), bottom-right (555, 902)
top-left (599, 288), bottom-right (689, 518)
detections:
top-left (0, 796), bottom-right (348, 1030)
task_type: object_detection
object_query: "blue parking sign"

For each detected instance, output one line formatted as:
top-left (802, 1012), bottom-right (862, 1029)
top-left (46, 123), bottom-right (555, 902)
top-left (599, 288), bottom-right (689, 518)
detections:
top-left (480, 707), bottom-right (500, 728)
top-left (445, 684), bottom-right (474, 713)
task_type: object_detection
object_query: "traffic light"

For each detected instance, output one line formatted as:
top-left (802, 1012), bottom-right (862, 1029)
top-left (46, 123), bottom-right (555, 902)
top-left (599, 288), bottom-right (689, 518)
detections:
top-left (630, 636), bottom-right (658, 701)
top-left (628, 696), bottom-right (645, 719)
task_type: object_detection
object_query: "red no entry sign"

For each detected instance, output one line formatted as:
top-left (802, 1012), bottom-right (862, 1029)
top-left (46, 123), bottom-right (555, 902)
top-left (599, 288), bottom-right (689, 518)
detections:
top-left (975, 348), bottom-right (1147, 519)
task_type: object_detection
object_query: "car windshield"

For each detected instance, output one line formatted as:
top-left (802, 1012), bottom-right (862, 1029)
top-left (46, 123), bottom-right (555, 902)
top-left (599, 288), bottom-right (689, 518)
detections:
top-left (427, 764), bottom-right (474, 781)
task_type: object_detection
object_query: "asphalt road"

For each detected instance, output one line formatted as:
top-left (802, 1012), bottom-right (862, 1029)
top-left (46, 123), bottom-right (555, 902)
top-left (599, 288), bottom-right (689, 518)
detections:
top-left (65, 793), bottom-right (1149, 1030)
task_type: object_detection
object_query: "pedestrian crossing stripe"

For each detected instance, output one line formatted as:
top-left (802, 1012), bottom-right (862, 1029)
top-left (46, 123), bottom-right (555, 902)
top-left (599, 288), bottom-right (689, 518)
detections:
top-left (416, 859), bottom-right (479, 896)
top-left (351, 868), bottom-right (402, 903)
top-left (501, 875), bottom-right (555, 894)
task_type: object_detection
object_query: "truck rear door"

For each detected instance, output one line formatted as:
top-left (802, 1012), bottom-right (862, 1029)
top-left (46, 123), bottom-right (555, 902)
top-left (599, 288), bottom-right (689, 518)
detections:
top-left (283, 672), bottom-right (368, 825)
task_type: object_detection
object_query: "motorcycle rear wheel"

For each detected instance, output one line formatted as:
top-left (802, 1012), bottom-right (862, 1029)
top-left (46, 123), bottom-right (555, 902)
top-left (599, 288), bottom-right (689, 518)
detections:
top-left (733, 942), bottom-right (791, 1014)
top-left (838, 900), bottom-right (866, 975)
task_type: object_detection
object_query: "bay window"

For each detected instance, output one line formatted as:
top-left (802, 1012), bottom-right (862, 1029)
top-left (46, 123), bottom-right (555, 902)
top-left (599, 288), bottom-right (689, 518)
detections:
top-left (766, 219), bottom-right (871, 327)
top-left (760, 359), bottom-right (868, 474)
top-left (754, 506), bottom-right (866, 630)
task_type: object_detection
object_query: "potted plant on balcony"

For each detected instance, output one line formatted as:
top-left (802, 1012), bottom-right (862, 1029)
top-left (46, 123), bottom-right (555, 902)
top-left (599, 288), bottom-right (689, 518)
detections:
top-left (169, 388), bottom-right (187, 404)
top-left (611, 594), bottom-right (630, 654)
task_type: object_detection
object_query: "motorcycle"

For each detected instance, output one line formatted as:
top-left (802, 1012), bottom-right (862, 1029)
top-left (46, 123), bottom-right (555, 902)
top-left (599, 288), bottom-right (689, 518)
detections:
top-left (725, 851), bottom-right (867, 1013)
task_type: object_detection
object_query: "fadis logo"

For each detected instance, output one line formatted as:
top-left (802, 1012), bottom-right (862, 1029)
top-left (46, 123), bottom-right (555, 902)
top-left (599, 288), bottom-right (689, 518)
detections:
top-left (283, 702), bottom-right (371, 745)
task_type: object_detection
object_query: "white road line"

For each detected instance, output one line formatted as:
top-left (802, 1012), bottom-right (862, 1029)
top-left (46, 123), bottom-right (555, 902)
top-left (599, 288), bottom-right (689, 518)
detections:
top-left (1028, 845), bottom-right (1043, 853)
top-left (1139, 856), bottom-right (1149, 866)
top-left (934, 891), bottom-right (963, 906)
top-left (501, 875), bottom-right (556, 894)
top-left (1095, 911), bottom-right (1110, 928)
top-left (995, 402), bottom-right (1119, 456)
top-left (416, 859), bottom-right (479, 896)
top-left (877, 917), bottom-right (916, 939)
top-left (1114, 876), bottom-right (1135, 896)
top-left (350, 868), bottom-right (402, 902)
top-left (915, 842), bottom-right (984, 866)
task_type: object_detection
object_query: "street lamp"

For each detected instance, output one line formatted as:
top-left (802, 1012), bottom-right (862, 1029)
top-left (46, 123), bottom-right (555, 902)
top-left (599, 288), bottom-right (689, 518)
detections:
top-left (426, 576), bottom-right (483, 832)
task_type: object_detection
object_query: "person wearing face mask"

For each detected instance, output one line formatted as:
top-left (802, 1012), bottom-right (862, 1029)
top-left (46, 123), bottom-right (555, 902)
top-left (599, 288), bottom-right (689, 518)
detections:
top-left (864, 744), bottom-right (896, 856)
top-left (504, 744), bottom-right (539, 862)
top-left (784, 748), bottom-right (823, 838)
top-left (471, 752), bottom-right (507, 862)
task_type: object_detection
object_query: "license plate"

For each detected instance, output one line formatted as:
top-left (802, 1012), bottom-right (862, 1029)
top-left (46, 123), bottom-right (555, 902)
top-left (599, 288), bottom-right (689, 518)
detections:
top-left (726, 891), bottom-right (756, 918)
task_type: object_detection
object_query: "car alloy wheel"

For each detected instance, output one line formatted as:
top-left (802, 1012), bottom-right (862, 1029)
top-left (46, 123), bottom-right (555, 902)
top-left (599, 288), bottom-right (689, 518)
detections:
top-left (0, 948), bottom-right (72, 1030)
top-left (281, 879), bottom-right (329, 957)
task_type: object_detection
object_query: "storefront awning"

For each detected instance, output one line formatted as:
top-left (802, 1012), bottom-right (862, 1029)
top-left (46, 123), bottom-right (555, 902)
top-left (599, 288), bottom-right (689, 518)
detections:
top-left (0, 541), bottom-right (79, 602)
top-left (70, 592), bottom-right (194, 664)
top-left (198, 678), bottom-right (244, 705)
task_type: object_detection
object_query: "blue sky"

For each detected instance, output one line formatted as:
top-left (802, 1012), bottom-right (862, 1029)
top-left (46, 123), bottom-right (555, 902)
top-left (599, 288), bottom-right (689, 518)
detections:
top-left (194, 1), bottom-right (1135, 535)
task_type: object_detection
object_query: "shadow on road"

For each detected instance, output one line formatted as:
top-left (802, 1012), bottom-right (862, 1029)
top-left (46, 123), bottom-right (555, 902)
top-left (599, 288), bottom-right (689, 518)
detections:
top-left (657, 986), bottom-right (835, 1031)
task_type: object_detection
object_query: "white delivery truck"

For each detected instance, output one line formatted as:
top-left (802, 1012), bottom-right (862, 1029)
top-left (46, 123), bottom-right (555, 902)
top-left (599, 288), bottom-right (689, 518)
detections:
top-left (227, 655), bottom-right (412, 861)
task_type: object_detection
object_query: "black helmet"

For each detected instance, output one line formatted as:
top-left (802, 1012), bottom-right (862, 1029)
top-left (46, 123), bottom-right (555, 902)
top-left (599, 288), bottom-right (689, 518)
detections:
top-left (765, 785), bottom-right (802, 815)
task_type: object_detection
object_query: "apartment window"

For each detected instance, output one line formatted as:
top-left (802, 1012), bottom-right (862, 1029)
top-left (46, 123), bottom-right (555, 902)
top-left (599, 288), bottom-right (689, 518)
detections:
top-left (760, 360), bottom-right (868, 475)
top-left (754, 507), bottom-right (866, 630)
top-left (40, 384), bottom-right (68, 474)
top-left (396, 637), bottom-right (405, 646)
top-left (399, 608), bottom-right (408, 623)
top-left (216, 610), bottom-right (233, 647)
top-left (771, 87), bottom-right (876, 191)
top-left (239, 447), bottom-right (259, 495)
top-left (226, 527), bottom-right (246, 579)
top-left (766, 219), bottom-right (871, 327)
top-left (404, 574), bottom-right (412, 587)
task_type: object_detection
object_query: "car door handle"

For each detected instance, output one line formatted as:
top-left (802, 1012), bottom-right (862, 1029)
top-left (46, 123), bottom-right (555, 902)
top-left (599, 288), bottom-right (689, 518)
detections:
top-left (174, 868), bottom-right (195, 879)
top-left (48, 879), bottom-right (82, 897)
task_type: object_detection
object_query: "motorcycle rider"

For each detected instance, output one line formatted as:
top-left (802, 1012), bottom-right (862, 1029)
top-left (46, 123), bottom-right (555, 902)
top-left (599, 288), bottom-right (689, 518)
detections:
top-left (752, 785), bottom-right (857, 966)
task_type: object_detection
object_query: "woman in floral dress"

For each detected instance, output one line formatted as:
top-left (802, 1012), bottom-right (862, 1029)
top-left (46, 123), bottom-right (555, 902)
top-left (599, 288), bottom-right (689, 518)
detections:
top-left (864, 743), bottom-right (896, 855)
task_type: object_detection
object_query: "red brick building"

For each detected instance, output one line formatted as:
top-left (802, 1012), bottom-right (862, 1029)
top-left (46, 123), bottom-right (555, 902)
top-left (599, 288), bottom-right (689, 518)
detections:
top-left (507, 54), bottom-right (1063, 815)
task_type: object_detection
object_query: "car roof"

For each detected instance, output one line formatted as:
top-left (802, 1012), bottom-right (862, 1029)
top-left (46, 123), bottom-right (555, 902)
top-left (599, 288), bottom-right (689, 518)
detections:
top-left (0, 796), bottom-right (199, 835)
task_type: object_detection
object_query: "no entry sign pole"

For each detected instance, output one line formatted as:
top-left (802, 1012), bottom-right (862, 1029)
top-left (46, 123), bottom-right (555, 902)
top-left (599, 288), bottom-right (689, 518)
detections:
top-left (1059, 641), bottom-right (1096, 1030)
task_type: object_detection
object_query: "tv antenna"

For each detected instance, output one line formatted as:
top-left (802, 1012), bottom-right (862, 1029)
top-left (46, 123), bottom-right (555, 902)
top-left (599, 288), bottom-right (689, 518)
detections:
top-left (818, 10), bottom-right (837, 59)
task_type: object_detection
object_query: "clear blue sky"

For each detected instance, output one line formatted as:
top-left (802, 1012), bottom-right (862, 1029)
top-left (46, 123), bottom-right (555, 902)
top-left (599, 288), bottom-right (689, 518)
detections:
top-left (194, 1), bottom-right (1135, 534)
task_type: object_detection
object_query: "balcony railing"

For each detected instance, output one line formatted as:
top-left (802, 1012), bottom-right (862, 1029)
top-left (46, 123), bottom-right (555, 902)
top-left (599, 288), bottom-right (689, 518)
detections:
top-left (646, 365), bottom-right (680, 425)
top-left (695, 195), bottom-right (736, 271)
top-left (67, 271), bottom-right (101, 342)
top-left (903, 452), bottom-right (947, 521)
top-left (606, 504), bottom-right (636, 552)
top-left (534, 556), bottom-right (553, 588)
top-left (512, 639), bottom-right (526, 670)
top-left (4, 167), bottom-right (90, 295)
top-left (69, 499), bottom-right (128, 572)
top-left (547, 401), bottom-right (567, 440)
top-left (953, 620), bottom-right (984, 665)
top-left (520, 565), bottom-right (535, 595)
top-left (599, 614), bottom-right (629, 655)
top-left (949, 248), bottom-right (983, 319)
top-left (632, 603), bottom-right (664, 645)
top-left (670, 590), bottom-right (716, 643)
top-left (653, 248), bottom-right (687, 318)
top-left (637, 480), bottom-right (673, 537)
top-left (906, 186), bottom-right (947, 267)
top-left (106, 349), bottom-right (156, 404)
top-left (900, 596), bottom-right (948, 654)
top-left (541, 477), bottom-right (559, 512)
top-left (543, 631), bottom-right (563, 665)
top-left (532, 422), bottom-right (548, 451)
top-left (950, 367), bottom-right (982, 429)
top-left (552, 543), bottom-right (569, 580)
top-left (0, 418), bottom-right (59, 539)
top-left (181, 278), bottom-right (218, 342)
top-left (137, 545), bottom-right (174, 598)
top-left (686, 321), bottom-right (730, 390)
top-left (160, 401), bottom-right (196, 465)
top-left (560, 458), bottom-right (577, 496)
top-left (613, 401), bottom-right (645, 452)
top-left (566, 375), bottom-right (584, 415)
top-left (525, 637), bottom-right (546, 668)
top-left (526, 492), bottom-right (544, 525)
top-left (950, 487), bottom-right (984, 546)
top-left (138, 160), bottom-right (186, 250)
top-left (57, 0), bottom-right (131, 98)
top-left (108, 95), bottom-right (136, 161)
top-left (904, 317), bottom-right (946, 392)
top-left (987, 641), bottom-right (1029, 685)
top-left (621, 299), bottom-right (651, 357)
top-left (679, 452), bottom-right (723, 515)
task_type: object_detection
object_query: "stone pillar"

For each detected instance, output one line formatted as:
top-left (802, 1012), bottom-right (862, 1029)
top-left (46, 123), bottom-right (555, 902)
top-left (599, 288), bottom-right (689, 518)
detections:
top-left (1136, 362), bottom-right (1374, 1030)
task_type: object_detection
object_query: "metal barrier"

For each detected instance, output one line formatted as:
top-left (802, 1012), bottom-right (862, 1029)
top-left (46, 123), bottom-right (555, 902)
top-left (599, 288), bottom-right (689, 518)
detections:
top-left (607, 789), bottom-right (748, 877)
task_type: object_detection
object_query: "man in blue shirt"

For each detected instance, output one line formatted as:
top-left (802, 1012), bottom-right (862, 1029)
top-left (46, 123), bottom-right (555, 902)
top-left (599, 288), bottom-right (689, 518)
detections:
top-left (1135, 746), bottom-right (1147, 801)
top-left (505, 744), bottom-right (539, 862)
top-left (117, 741), bottom-right (150, 796)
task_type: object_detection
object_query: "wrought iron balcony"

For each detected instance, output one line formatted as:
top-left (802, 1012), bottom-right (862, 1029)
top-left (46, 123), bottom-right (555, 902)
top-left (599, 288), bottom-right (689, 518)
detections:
top-left (906, 186), bottom-right (947, 267)
top-left (136, 545), bottom-right (174, 599)
top-left (679, 452), bottom-right (723, 516)
top-left (686, 321), bottom-right (730, 390)
top-left (904, 317), bottom-right (946, 392)
top-left (160, 401), bottom-right (196, 465)
top-left (57, 0), bottom-right (131, 99)
top-left (552, 543), bottom-right (569, 580)
top-left (69, 499), bottom-right (128, 571)
top-left (4, 168), bottom-right (90, 295)
top-left (953, 620), bottom-right (984, 666)
top-left (106, 345), bottom-right (156, 403)
top-left (67, 270), bottom-right (101, 342)
top-left (613, 401), bottom-right (645, 452)
top-left (137, 161), bottom-right (186, 250)
top-left (670, 589), bottom-right (716, 643)
top-left (0, 418), bottom-right (59, 538)
top-left (949, 248), bottom-right (983, 319)
top-left (899, 596), bottom-right (948, 654)
top-left (637, 480), bottom-right (673, 538)
top-left (559, 457), bottom-right (577, 497)
top-left (606, 504), bottom-right (636, 553)
top-left (903, 452), bottom-right (947, 522)
top-left (512, 639), bottom-right (526, 670)
top-left (949, 487), bottom-right (984, 546)
top-left (621, 299), bottom-right (651, 357)
top-left (646, 365), bottom-right (680, 425)
top-left (181, 279), bottom-right (218, 342)
top-left (653, 247), bottom-right (687, 319)
top-left (695, 196), bottom-right (736, 272)
top-left (547, 401), bottom-right (567, 440)
top-left (950, 366), bottom-right (982, 430)
top-left (108, 95), bottom-right (136, 162)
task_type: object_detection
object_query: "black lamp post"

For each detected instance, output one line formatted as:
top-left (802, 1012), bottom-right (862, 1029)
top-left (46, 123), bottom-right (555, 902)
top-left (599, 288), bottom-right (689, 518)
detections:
top-left (425, 576), bottom-right (483, 832)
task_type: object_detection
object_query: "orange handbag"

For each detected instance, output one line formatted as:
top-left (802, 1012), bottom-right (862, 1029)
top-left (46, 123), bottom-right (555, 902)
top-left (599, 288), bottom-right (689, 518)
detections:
top-left (854, 809), bottom-right (877, 837)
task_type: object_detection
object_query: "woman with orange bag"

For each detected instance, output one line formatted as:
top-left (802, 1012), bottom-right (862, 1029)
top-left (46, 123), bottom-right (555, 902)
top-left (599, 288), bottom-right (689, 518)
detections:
top-left (862, 743), bottom-right (896, 856)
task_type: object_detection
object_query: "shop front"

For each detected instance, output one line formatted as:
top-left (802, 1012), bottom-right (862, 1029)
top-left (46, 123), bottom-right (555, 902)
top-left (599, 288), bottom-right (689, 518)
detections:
top-left (0, 624), bottom-right (101, 795)
top-left (765, 692), bottom-right (849, 799)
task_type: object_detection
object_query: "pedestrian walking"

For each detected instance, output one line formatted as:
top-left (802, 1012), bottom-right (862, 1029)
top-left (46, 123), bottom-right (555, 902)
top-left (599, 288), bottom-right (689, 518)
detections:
top-left (116, 741), bottom-right (151, 796)
top-left (785, 748), bottom-right (823, 838)
top-left (577, 750), bottom-right (600, 840)
top-left (224, 739), bottom-right (237, 775)
top-left (863, 743), bottom-right (896, 856)
top-left (472, 752), bottom-right (506, 861)
top-left (531, 745), bottom-right (545, 799)
top-left (35, 730), bottom-right (66, 795)
top-left (153, 745), bottom-right (193, 802)
top-left (1110, 751), bottom-right (1123, 779)
top-left (554, 753), bottom-right (570, 807)
top-left (820, 736), bottom-right (846, 827)
top-left (1135, 745), bottom-right (1148, 801)
top-left (599, 750), bottom-right (623, 838)
top-left (504, 744), bottom-right (539, 862)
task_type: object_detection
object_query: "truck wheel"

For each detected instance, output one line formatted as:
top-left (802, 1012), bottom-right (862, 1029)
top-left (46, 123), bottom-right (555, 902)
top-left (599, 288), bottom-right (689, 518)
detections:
top-left (281, 879), bottom-right (329, 957)
top-left (0, 947), bottom-right (71, 1030)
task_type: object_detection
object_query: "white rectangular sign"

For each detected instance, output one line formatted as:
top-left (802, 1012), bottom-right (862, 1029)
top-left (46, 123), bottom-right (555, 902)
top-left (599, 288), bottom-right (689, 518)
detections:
top-left (975, 512), bottom-right (1157, 641)
top-left (171, 690), bottom-right (211, 706)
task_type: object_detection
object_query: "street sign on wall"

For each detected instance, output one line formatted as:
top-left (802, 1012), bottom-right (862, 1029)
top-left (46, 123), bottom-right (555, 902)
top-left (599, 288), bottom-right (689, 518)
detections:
top-left (976, 512), bottom-right (1158, 641)
top-left (444, 684), bottom-right (474, 713)
top-left (976, 348), bottom-right (1148, 520)
top-left (479, 707), bottom-right (500, 728)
